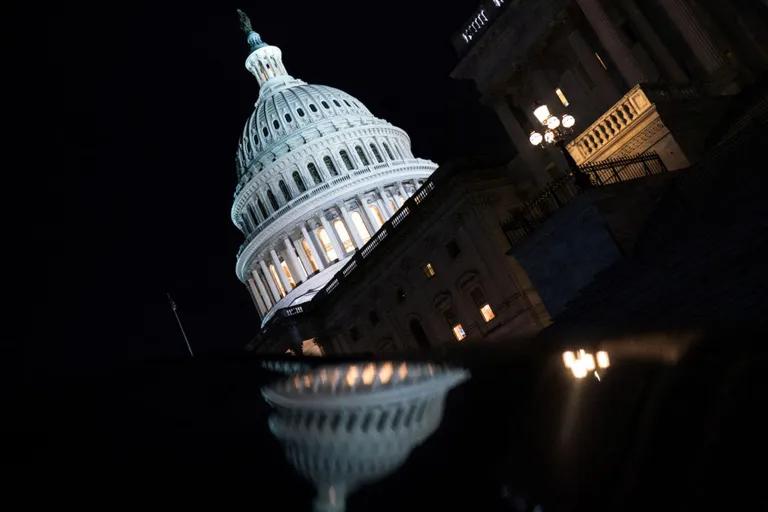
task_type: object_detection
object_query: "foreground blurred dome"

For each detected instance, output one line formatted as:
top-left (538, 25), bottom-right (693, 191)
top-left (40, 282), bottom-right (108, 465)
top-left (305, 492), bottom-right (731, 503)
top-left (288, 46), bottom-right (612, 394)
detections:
top-left (232, 10), bottom-right (437, 325)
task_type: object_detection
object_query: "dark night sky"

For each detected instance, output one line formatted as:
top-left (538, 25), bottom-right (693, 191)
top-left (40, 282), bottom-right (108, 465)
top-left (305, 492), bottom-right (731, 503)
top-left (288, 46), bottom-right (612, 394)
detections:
top-left (42, 2), bottom-right (510, 371)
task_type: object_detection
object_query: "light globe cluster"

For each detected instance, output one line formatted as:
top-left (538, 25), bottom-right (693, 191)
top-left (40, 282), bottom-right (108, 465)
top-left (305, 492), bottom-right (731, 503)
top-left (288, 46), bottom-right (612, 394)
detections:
top-left (529, 104), bottom-right (576, 147)
top-left (232, 13), bottom-right (437, 324)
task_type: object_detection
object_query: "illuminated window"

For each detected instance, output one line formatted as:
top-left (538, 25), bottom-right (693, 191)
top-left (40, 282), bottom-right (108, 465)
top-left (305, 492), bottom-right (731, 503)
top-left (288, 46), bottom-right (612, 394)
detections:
top-left (369, 204), bottom-right (386, 225)
top-left (370, 143), bottom-right (383, 163)
top-left (307, 162), bottom-right (323, 184)
top-left (452, 324), bottom-right (467, 341)
top-left (339, 150), bottom-right (355, 170)
top-left (301, 239), bottom-right (319, 272)
top-left (280, 260), bottom-right (296, 288)
top-left (269, 264), bottom-right (286, 297)
top-left (333, 219), bottom-right (355, 253)
top-left (423, 263), bottom-right (436, 278)
top-left (480, 304), bottom-right (496, 322)
top-left (301, 338), bottom-right (323, 356)
top-left (595, 51), bottom-right (608, 70)
top-left (323, 156), bottom-right (339, 176)
top-left (315, 227), bottom-right (338, 261)
top-left (555, 87), bottom-right (569, 107)
top-left (388, 199), bottom-right (398, 213)
top-left (350, 211), bottom-right (371, 242)
top-left (292, 171), bottom-right (306, 193)
top-left (383, 142), bottom-right (394, 160)
top-left (355, 146), bottom-right (370, 166)
top-left (279, 180), bottom-right (292, 202)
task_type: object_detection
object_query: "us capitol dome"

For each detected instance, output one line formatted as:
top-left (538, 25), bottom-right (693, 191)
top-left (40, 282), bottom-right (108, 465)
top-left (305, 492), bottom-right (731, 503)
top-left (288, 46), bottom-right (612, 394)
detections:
top-left (231, 10), bottom-right (437, 325)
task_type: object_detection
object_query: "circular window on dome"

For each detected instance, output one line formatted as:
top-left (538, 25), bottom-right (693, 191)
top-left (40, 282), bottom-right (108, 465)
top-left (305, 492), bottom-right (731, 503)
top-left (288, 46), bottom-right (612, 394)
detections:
top-left (262, 127), bottom-right (268, 137)
top-left (297, 108), bottom-right (305, 117)
top-left (333, 99), bottom-right (341, 107)
top-left (273, 119), bottom-right (280, 130)
top-left (284, 113), bottom-right (292, 123)
top-left (321, 101), bottom-right (330, 109)
top-left (309, 104), bottom-right (318, 113)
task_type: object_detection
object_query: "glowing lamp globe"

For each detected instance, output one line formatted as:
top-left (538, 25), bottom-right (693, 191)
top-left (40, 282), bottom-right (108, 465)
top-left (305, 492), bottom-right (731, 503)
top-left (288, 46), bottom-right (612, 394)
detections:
top-left (562, 114), bottom-right (576, 128)
top-left (544, 130), bottom-right (556, 144)
top-left (546, 116), bottom-right (561, 130)
top-left (529, 131), bottom-right (544, 146)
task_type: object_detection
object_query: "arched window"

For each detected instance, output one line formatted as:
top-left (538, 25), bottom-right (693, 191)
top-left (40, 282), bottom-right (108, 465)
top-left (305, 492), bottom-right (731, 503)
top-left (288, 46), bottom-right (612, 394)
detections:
top-left (262, 127), bottom-right (269, 137)
top-left (321, 100), bottom-right (330, 109)
top-left (383, 142), bottom-right (394, 160)
top-left (297, 107), bottom-right (305, 117)
top-left (309, 103), bottom-right (318, 113)
top-left (339, 150), bottom-right (355, 171)
top-left (258, 199), bottom-right (269, 218)
top-left (273, 119), bottom-right (280, 130)
top-left (323, 156), bottom-right (339, 176)
top-left (267, 190), bottom-right (279, 211)
top-left (370, 143), bottom-right (383, 163)
top-left (307, 162), bottom-right (323, 184)
top-left (292, 171), bottom-right (307, 193)
top-left (247, 204), bottom-right (259, 225)
top-left (355, 146), bottom-right (370, 166)
top-left (333, 99), bottom-right (341, 107)
top-left (284, 113), bottom-right (292, 123)
top-left (279, 180), bottom-right (292, 202)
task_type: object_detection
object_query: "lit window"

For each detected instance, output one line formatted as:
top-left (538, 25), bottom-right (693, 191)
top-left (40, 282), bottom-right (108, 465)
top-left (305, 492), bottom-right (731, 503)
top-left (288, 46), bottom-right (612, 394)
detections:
top-left (555, 87), bottom-right (569, 107)
top-left (350, 211), bottom-right (371, 242)
top-left (269, 264), bottom-right (286, 297)
top-left (452, 324), bottom-right (467, 341)
top-left (315, 227), bottom-right (338, 262)
top-left (383, 142), bottom-right (394, 160)
top-left (369, 204), bottom-right (386, 225)
top-left (480, 304), bottom-right (496, 322)
top-left (423, 263), bottom-right (436, 278)
top-left (301, 239), bottom-right (319, 272)
top-left (280, 261), bottom-right (296, 288)
top-left (301, 338), bottom-right (323, 356)
top-left (333, 219), bottom-right (355, 253)
top-left (595, 51), bottom-right (608, 70)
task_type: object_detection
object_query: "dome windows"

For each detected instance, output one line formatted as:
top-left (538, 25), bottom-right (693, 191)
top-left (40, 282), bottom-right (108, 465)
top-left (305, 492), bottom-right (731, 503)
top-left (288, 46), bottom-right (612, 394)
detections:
top-left (297, 107), bottom-right (305, 117)
top-left (383, 142), bottom-right (394, 160)
top-left (343, 99), bottom-right (351, 107)
top-left (262, 127), bottom-right (269, 137)
top-left (258, 199), bottom-right (269, 219)
top-left (323, 156), bottom-right (339, 176)
top-left (279, 180), bottom-right (292, 202)
top-left (321, 101), bottom-right (330, 109)
top-left (267, 190), bottom-right (280, 211)
top-left (333, 99), bottom-right (341, 107)
top-left (273, 119), bottom-right (280, 130)
top-left (370, 143), bottom-right (383, 163)
top-left (293, 171), bottom-right (307, 193)
top-left (339, 150), bottom-right (355, 171)
top-left (307, 162), bottom-right (323, 184)
top-left (355, 146), bottom-right (370, 166)
top-left (284, 113), bottom-right (292, 123)
top-left (309, 104), bottom-right (318, 113)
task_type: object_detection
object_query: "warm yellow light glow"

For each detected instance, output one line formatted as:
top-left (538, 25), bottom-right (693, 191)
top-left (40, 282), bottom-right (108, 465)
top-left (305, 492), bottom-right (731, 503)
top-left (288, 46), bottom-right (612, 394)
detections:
top-left (529, 131), bottom-right (543, 146)
top-left (452, 324), bottom-right (467, 341)
top-left (584, 353), bottom-right (596, 371)
top-left (555, 87), bottom-right (569, 107)
top-left (301, 338), bottom-right (323, 357)
top-left (333, 219), bottom-right (355, 253)
top-left (345, 365), bottom-right (359, 387)
top-left (596, 351), bottom-right (610, 368)
top-left (379, 362), bottom-right (393, 384)
top-left (480, 303), bottom-right (495, 322)
top-left (301, 239), bottom-right (319, 272)
top-left (362, 363), bottom-right (376, 385)
top-left (281, 261), bottom-right (296, 288)
top-left (398, 363), bottom-right (408, 380)
top-left (562, 351), bottom-right (575, 368)
top-left (303, 374), bottom-right (312, 388)
top-left (269, 264), bottom-right (286, 297)
top-left (369, 204), bottom-right (386, 225)
top-left (423, 263), bottom-right (436, 278)
top-left (533, 104), bottom-right (551, 124)
top-left (350, 211), bottom-right (371, 242)
top-left (316, 227), bottom-right (338, 261)
top-left (571, 360), bottom-right (588, 378)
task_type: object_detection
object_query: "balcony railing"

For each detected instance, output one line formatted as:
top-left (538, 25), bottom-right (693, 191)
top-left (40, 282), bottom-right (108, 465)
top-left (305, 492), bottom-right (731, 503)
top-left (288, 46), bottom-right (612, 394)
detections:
top-left (501, 153), bottom-right (667, 250)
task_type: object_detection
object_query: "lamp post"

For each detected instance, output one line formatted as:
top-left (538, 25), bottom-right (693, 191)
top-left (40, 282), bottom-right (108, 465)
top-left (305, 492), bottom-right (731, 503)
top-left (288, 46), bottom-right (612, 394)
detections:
top-left (529, 105), bottom-right (592, 189)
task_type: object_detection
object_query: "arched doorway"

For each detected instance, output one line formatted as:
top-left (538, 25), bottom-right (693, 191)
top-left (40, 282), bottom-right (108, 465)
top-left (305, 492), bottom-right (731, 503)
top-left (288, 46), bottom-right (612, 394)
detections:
top-left (409, 318), bottom-right (430, 350)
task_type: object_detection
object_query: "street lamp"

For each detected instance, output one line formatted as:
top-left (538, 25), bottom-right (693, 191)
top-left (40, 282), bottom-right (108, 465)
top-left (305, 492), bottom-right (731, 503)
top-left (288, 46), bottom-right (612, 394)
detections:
top-left (529, 104), bottom-right (592, 189)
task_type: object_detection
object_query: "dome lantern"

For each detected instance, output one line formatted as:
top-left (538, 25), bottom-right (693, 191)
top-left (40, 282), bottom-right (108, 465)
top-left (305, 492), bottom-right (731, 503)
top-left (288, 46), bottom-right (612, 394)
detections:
top-left (238, 8), bottom-right (289, 87)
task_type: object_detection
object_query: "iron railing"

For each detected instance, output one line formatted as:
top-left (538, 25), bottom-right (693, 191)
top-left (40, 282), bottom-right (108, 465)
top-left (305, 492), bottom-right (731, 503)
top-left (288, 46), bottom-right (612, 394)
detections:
top-left (501, 152), bottom-right (667, 249)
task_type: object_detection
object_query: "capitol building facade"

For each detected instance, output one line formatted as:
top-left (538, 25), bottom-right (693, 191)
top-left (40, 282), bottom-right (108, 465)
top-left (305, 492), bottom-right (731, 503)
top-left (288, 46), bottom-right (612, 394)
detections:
top-left (232, 14), bottom-right (436, 326)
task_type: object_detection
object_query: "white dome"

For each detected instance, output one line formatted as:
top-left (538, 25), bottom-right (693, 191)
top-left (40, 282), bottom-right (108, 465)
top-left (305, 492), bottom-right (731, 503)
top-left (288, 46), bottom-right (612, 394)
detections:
top-left (231, 16), bottom-right (437, 323)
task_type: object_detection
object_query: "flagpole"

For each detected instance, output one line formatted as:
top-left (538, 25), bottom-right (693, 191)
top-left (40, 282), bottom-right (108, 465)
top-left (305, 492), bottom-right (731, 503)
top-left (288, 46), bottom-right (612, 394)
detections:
top-left (166, 292), bottom-right (194, 357)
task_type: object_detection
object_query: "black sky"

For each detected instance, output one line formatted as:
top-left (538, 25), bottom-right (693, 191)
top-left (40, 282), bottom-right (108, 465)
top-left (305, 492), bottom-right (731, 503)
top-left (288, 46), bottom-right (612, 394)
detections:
top-left (43, 2), bottom-right (510, 371)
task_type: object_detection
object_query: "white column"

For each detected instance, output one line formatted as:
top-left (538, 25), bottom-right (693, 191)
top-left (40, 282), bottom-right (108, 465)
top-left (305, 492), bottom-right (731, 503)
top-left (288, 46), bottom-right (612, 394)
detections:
top-left (377, 187), bottom-right (394, 217)
top-left (301, 224), bottom-right (325, 270)
top-left (259, 259), bottom-right (281, 302)
top-left (338, 203), bottom-right (364, 249)
top-left (283, 236), bottom-right (307, 282)
top-left (247, 278), bottom-right (267, 315)
top-left (270, 248), bottom-right (292, 292)
top-left (576, 0), bottom-right (647, 86)
top-left (319, 215), bottom-right (345, 260)
top-left (396, 181), bottom-right (409, 201)
top-left (251, 269), bottom-right (273, 309)
top-left (657, 0), bottom-right (726, 75)
top-left (293, 237), bottom-right (315, 275)
top-left (358, 194), bottom-right (382, 231)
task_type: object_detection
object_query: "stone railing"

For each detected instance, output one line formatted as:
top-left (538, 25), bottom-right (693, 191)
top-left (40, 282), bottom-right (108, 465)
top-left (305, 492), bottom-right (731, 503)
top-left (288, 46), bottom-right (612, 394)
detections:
top-left (566, 85), bottom-right (655, 165)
